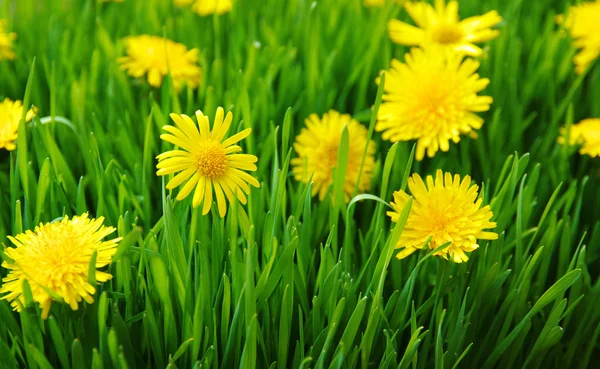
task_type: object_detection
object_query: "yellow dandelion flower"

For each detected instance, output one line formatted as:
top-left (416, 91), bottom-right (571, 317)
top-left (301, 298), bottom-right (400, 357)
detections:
top-left (192, 0), bottom-right (232, 16)
top-left (376, 47), bottom-right (492, 161)
top-left (388, 0), bottom-right (502, 57)
top-left (557, 0), bottom-right (600, 74)
top-left (0, 98), bottom-right (37, 151)
top-left (157, 107), bottom-right (260, 217)
top-left (0, 214), bottom-right (120, 319)
top-left (0, 20), bottom-right (16, 60)
top-left (118, 35), bottom-right (202, 90)
top-left (387, 170), bottom-right (497, 263)
top-left (291, 110), bottom-right (376, 201)
top-left (559, 118), bottom-right (600, 158)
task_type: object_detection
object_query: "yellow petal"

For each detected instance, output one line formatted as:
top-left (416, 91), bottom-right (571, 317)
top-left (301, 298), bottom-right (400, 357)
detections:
top-left (176, 173), bottom-right (200, 200)
top-left (202, 178), bottom-right (213, 215)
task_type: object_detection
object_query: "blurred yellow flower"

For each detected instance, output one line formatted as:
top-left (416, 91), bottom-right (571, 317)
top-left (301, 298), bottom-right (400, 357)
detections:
top-left (388, 0), bottom-right (502, 57)
top-left (291, 110), bottom-right (376, 201)
top-left (376, 47), bottom-right (492, 161)
top-left (559, 118), bottom-right (600, 157)
top-left (157, 108), bottom-right (260, 217)
top-left (0, 20), bottom-right (16, 60)
top-left (192, 0), bottom-right (232, 16)
top-left (0, 98), bottom-right (37, 151)
top-left (0, 214), bottom-right (120, 319)
top-left (557, 0), bottom-right (600, 74)
top-left (388, 170), bottom-right (497, 263)
top-left (118, 35), bottom-right (201, 90)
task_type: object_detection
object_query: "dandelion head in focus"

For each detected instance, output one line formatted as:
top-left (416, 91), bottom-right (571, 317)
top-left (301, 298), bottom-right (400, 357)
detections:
top-left (0, 214), bottom-right (120, 319)
top-left (0, 98), bottom-right (37, 151)
top-left (376, 47), bottom-right (492, 161)
top-left (291, 110), bottom-right (376, 201)
top-left (557, 0), bottom-right (600, 74)
top-left (118, 35), bottom-right (201, 91)
top-left (388, 0), bottom-right (502, 57)
top-left (387, 170), bottom-right (497, 263)
top-left (559, 118), bottom-right (600, 158)
top-left (157, 107), bottom-right (260, 217)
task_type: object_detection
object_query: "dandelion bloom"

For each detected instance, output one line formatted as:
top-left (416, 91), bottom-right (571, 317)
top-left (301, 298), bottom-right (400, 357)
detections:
top-left (387, 170), bottom-right (497, 263)
top-left (291, 110), bottom-right (376, 201)
top-left (376, 47), bottom-right (492, 161)
top-left (388, 0), bottom-right (502, 57)
top-left (0, 214), bottom-right (120, 319)
top-left (192, 0), bottom-right (232, 16)
top-left (0, 98), bottom-right (37, 151)
top-left (118, 35), bottom-right (201, 90)
top-left (157, 107), bottom-right (260, 217)
top-left (557, 0), bottom-right (600, 74)
top-left (558, 118), bottom-right (600, 157)
top-left (0, 20), bottom-right (16, 60)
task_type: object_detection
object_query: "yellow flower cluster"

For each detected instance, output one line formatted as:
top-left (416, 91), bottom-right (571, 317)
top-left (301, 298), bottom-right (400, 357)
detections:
top-left (379, 0), bottom-right (501, 161)
top-left (366, 0), bottom-right (502, 261)
top-left (12, 0), bottom-right (600, 322)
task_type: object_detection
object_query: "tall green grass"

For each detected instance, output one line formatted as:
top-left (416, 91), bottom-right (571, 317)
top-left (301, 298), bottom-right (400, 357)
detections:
top-left (1, 0), bottom-right (599, 368)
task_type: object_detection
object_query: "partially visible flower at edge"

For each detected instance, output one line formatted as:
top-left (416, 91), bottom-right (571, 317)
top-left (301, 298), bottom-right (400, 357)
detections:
top-left (0, 98), bottom-right (37, 151)
top-left (387, 170), bottom-right (497, 263)
top-left (558, 118), bottom-right (600, 158)
top-left (556, 0), bottom-right (600, 74)
top-left (388, 0), bottom-right (502, 57)
top-left (0, 19), bottom-right (17, 60)
top-left (0, 213), bottom-right (121, 319)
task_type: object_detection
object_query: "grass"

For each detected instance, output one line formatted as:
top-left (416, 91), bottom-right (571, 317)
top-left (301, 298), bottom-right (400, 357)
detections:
top-left (1, 0), bottom-right (600, 368)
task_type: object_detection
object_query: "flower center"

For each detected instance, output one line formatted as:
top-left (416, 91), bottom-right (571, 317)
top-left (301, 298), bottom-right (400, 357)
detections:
top-left (415, 82), bottom-right (458, 123)
top-left (196, 141), bottom-right (227, 179)
top-left (431, 24), bottom-right (464, 44)
top-left (325, 143), bottom-right (339, 169)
